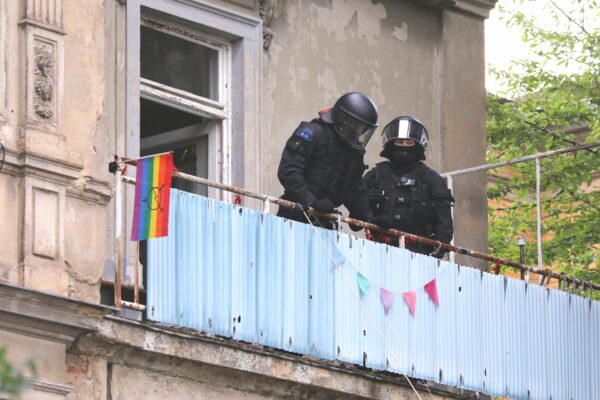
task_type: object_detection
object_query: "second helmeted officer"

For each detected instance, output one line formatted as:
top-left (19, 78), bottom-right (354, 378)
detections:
top-left (363, 116), bottom-right (454, 256)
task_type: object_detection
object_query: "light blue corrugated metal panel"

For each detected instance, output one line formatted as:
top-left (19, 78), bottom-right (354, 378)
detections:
top-left (504, 278), bottom-right (528, 399)
top-left (524, 283), bottom-right (549, 400)
top-left (379, 245), bottom-right (414, 376)
top-left (281, 218), bottom-right (312, 354)
top-left (481, 273), bottom-right (506, 396)
top-left (147, 190), bottom-right (600, 400)
top-left (547, 289), bottom-right (570, 400)
top-left (308, 226), bottom-right (337, 359)
top-left (355, 237), bottom-right (386, 371)
top-left (147, 189), bottom-right (179, 325)
top-left (434, 260), bottom-right (459, 388)
top-left (408, 253), bottom-right (439, 382)
top-left (591, 300), bottom-right (600, 397)
top-left (230, 204), bottom-right (259, 343)
top-left (569, 294), bottom-right (591, 400)
top-left (178, 191), bottom-right (204, 332)
top-left (334, 233), bottom-right (362, 365)
top-left (456, 266), bottom-right (483, 391)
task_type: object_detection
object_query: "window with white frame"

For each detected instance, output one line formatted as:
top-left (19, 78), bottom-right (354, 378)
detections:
top-left (139, 14), bottom-right (230, 197)
top-left (104, 0), bottom-right (262, 308)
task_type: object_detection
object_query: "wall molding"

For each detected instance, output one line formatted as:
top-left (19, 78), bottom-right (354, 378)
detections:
top-left (22, 0), bottom-right (65, 32)
top-left (410, 0), bottom-right (497, 18)
top-left (30, 378), bottom-right (73, 396)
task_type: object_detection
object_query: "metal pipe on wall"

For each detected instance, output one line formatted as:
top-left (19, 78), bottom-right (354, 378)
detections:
top-left (535, 158), bottom-right (543, 270)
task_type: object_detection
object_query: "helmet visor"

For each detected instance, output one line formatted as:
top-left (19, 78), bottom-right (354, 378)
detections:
top-left (336, 115), bottom-right (377, 150)
top-left (382, 118), bottom-right (428, 148)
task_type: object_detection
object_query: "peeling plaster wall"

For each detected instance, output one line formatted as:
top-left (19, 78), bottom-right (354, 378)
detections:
top-left (264, 0), bottom-right (443, 196)
top-left (264, 0), bottom-right (489, 255)
top-left (0, 174), bottom-right (20, 284)
top-left (0, 0), bottom-right (113, 298)
top-left (63, 0), bottom-right (111, 183)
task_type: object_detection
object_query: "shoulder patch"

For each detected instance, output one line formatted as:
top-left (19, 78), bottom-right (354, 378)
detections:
top-left (295, 126), bottom-right (315, 141)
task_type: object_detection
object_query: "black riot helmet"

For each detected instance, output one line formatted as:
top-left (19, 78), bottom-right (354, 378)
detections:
top-left (320, 92), bottom-right (378, 151)
top-left (380, 116), bottom-right (429, 160)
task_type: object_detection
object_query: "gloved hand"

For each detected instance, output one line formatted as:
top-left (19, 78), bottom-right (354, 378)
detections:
top-left (310, 198), bottom-right (335, 213)
top-left (295, 202), bottom-right (310, 212)
top-left (369, 215), bottom-right (393, 231)
top-left (429, 248), bottom-right (448, 259)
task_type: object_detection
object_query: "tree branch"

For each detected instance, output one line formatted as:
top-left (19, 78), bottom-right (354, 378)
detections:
top-left (549, 0), bottom-right (589, 34)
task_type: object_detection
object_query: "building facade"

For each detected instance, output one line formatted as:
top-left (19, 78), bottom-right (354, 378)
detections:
top-left (0, 0), bottom-right (496, 398)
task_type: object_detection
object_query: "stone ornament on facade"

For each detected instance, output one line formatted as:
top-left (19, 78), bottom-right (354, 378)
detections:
top-left (259, 0), bottom-right (277, 50)
top-left (33, 43), bottom-right (55, 119)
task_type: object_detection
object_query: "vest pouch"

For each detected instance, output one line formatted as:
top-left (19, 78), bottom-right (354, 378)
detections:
top-left (408, 186), bottom-right (435, 224)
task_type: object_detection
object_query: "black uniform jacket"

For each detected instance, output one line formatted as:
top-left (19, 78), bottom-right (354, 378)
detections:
top-left (277, 118), bottom-right (372, 225)
top-left (363, 161), bottom-right (454, 253)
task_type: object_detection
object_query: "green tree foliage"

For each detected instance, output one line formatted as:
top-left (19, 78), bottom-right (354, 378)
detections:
top-left (0, 347), bottom-right (29, 399)
top-left (486, 0), bottom-right (599, 284)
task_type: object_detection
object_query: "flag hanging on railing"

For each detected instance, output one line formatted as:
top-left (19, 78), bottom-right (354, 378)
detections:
top-left (131, 153), bottom-right (175, 241)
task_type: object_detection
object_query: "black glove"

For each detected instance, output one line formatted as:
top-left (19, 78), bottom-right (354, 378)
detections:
top-left (349, 223), bottom-right (363, 232)
top-left (310, 198), bottom-right (335, 213)
top-left (430, 248), bottom-right (448, 259)
top-left (295, 202), bottom-right (310, 212)
top-left (369, 215), bottom-right (393, 231)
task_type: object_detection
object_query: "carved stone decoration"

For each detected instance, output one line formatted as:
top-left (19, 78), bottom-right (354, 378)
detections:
top-left (259, 0), bottom-right (278, 50)
top-left (33, 42), bottom-right (55, 119)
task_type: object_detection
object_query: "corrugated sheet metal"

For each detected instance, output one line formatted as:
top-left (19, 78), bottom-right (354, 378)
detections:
top-left (147, 190), bottom-right (599, 400)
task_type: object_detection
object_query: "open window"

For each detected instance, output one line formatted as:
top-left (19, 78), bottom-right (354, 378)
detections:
top-left (106, 0), bottom-right (262, 311)
top-left (139, 15), bottom-right (230, 197)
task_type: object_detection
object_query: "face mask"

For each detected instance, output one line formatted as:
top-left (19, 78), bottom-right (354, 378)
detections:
top-left (390, 148), bottom-right (418, 167)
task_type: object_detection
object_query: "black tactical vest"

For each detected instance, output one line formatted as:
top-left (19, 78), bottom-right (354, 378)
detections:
top-left (370, 162), bottom-right (436, 236)
top-left (305, 120), bottom-right (366, 206)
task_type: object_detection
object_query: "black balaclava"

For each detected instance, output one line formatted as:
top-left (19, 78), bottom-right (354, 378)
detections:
top-left (386, 145), bottom-right (421, 168)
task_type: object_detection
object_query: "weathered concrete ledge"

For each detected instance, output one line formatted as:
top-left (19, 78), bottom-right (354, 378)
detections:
top-left (0, 283), bottom-right (489, 399)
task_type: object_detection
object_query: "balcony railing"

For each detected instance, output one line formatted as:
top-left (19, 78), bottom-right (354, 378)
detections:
top-left (144, 188), bottom-right (599, 400)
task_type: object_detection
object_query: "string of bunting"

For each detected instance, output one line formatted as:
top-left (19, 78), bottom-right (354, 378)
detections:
top-left (330, 234), bottom-right (448, 317)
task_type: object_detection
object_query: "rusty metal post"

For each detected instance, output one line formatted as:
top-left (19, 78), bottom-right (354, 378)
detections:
top-left (135, 241), bottom-right (140, 305)
top-left (446, 174), bottom-right (455, 264)
top-left (517, 236), bottom-right (527, 280)
top-left (114, 165), bottom-right (123, 308)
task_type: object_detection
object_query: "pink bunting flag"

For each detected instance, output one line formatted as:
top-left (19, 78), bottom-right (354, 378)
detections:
top-left (380, 288), bottom-right (395, 315)
top-left (424, 279), bottom-right (439, 306)
top-left (402, 291), bottom-right (417, 316)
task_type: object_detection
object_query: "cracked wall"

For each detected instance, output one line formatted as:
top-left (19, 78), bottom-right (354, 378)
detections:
top-left (263, 0), bottom-right (489, 255)
top-left (263, 0), bottom-right (443, 196)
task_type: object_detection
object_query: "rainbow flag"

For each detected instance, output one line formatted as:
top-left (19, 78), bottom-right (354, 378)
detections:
top-left (131, 153), bottom-right (175, 241)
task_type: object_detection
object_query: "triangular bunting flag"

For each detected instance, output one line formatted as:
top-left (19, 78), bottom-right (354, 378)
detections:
top-left (380, 288), bottom-right (395, 315)
top-left (331, 245), bottom-right (346, 266)
top-left (424, 279), bottom-right (439, 306)
top-left (402, 291), bottom-right (417, 316)
top-left (357, 272), bottom-right (370, 296)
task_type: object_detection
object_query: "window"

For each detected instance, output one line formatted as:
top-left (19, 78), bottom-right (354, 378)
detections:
top-left (107, 0), bottom-right (262, 308)
top-left (139, 15), bottom-right (230, 197)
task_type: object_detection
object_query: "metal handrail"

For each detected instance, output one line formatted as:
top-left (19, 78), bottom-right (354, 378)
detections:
top-left (441, 141), bottom-right (600, 272)
top-left (113, 152), bottom-right (600, 314)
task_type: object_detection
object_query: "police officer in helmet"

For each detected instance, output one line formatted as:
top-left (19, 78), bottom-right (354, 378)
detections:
top-left (277, 92), bottom-right (378, 228)
top-left (363, 116), bottom-right (454, 256)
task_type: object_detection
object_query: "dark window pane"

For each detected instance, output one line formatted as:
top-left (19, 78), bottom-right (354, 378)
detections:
top-left (141, 26), bottom-right (219, 100)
